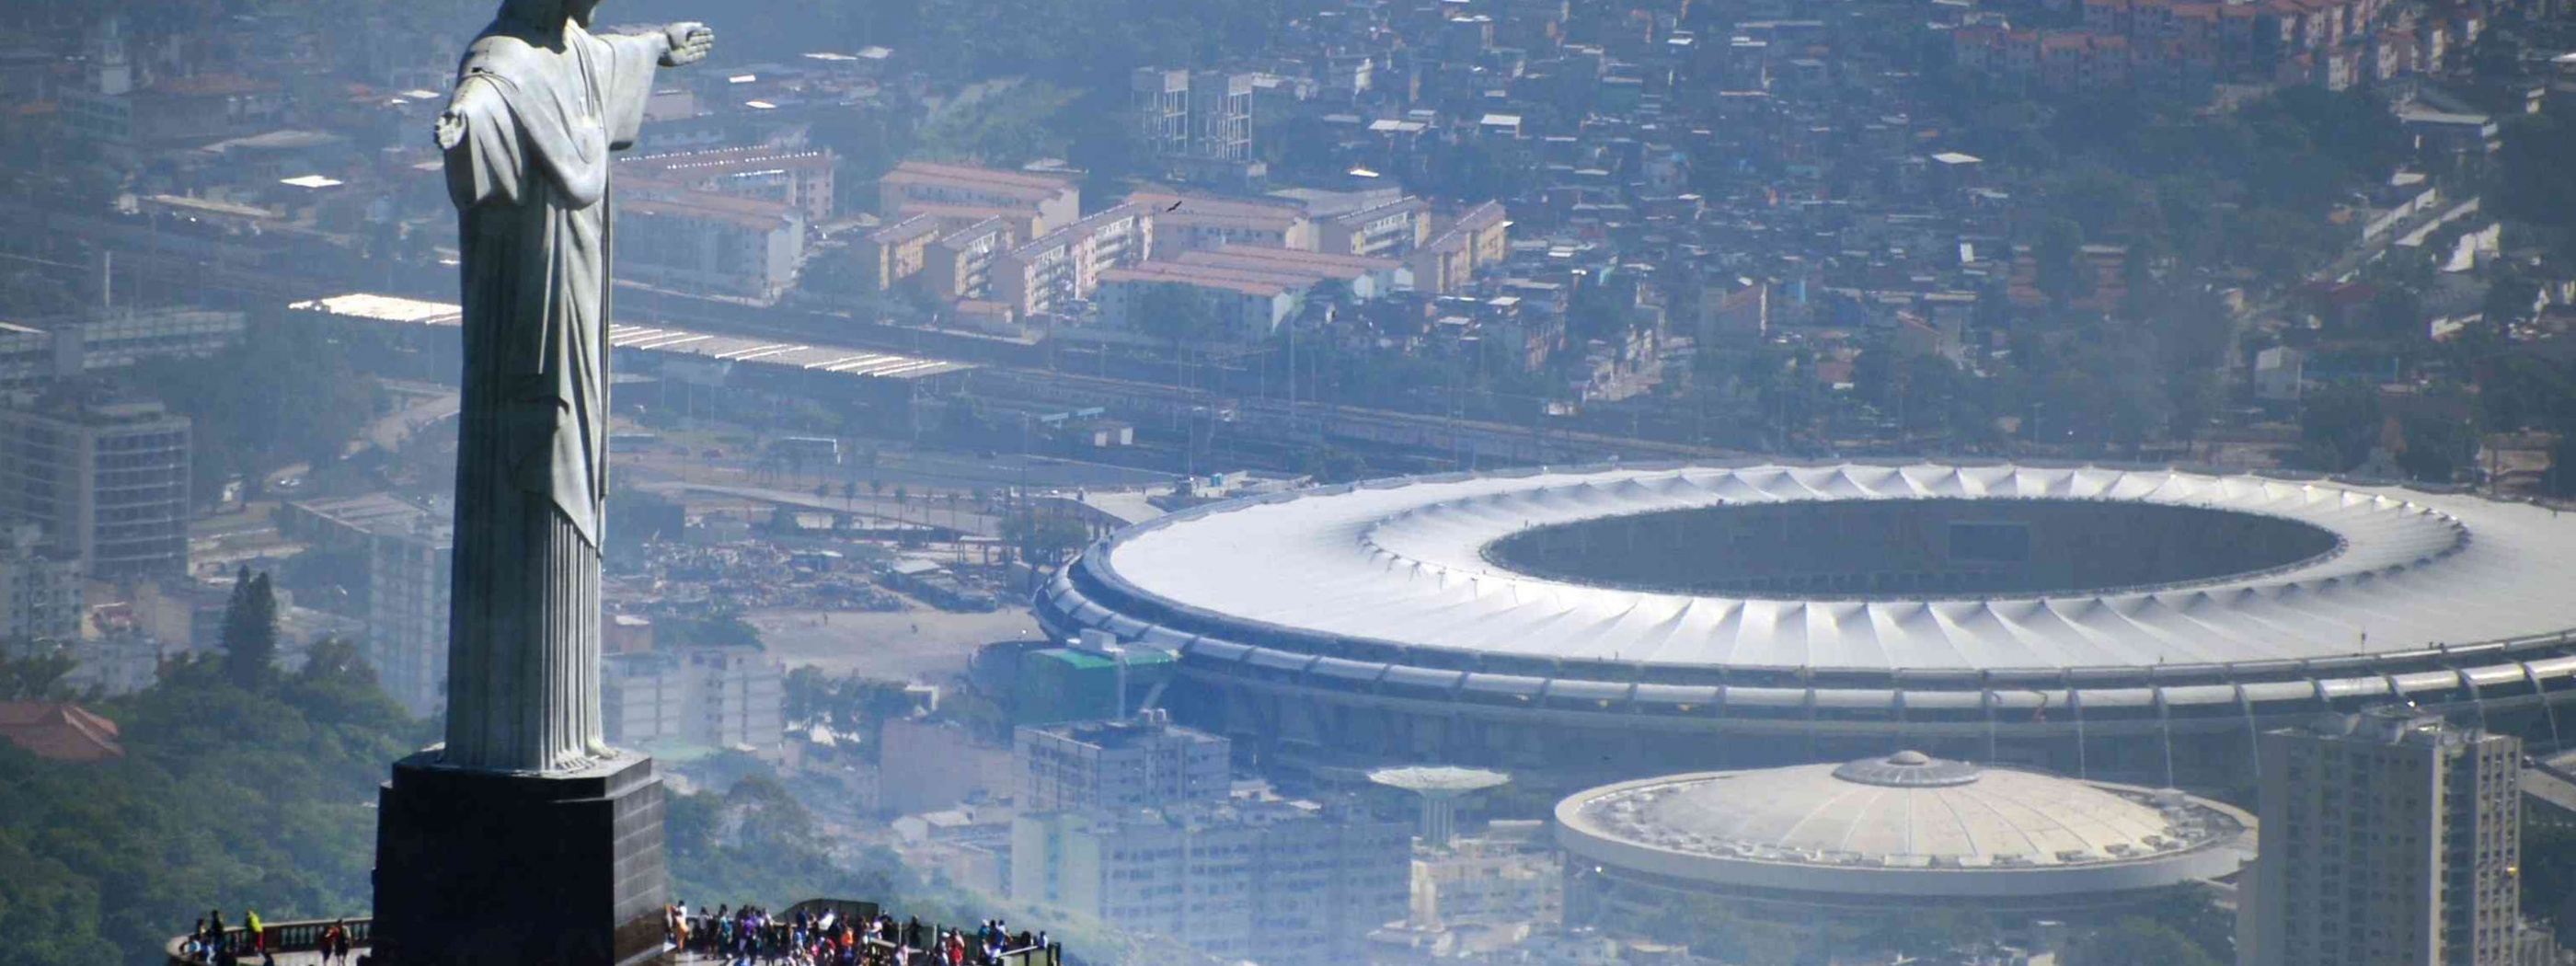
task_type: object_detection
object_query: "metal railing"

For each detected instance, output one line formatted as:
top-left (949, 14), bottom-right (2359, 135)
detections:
top-left (165, 917), bottom-right (370, 965)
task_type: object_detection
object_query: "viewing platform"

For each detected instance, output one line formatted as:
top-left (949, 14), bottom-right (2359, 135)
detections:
top-left (164, 918), bottom-right (367, 966)
top-left (167, 900), bottom-right (1064, 966)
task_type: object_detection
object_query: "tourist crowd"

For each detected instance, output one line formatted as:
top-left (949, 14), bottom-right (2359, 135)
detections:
top-left (666, 903), bottom-right (1052, 966)
top-left (178, 910), bottom-right (358, 966)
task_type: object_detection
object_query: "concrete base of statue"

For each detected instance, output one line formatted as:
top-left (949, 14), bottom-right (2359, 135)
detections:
top-left (373, 749), bottom-right (667, 966)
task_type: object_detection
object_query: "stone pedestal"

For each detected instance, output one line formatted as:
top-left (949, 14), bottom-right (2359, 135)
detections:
top-left (374, 750), bottom-right (667, 966)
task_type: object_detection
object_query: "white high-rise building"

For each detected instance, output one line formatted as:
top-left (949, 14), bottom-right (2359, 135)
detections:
top-left (1015, 712), bottom-right (1230, 813)
top-left (369, 517), bottom-right (452, 719)
top-left (602, 644), bottom-right (785, 762)
top-left (1010, 797), bottom-right (1410, 966)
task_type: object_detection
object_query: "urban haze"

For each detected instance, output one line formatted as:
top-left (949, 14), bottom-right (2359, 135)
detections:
top-left (3, 0), bottom-right (2576, 964)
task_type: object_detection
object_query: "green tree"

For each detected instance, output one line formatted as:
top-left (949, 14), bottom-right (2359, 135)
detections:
top-left (782, 669), bottom-right (919, 760)
top-left (1134, 282), bottom-right (1225, 348)
top-left (2396, 411), bottom-right (2477, 483)
top-left (2064, 916), bottom-right (2222, 966)
top-left (1002, 509), bottom-right (1090, 567)
top-left (2297, 384), bottom-right (2385, 472)
top-left (0, 653), bottom-right (429, 966)
top-left (219, 568), bottom-right (279, 690)
top-left (2547, 436), bottom-right (2576, 499)
top-left (2525, 815), bottom-right (2576, 938)
top-left (2036, 217), bottom-right (2096, 305)
top-left (0, 644), bottom-right (77, 700)
top-left (2499, 111), bottom-right (2576, 232)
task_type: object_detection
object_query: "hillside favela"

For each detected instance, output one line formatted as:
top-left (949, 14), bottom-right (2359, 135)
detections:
top-left (10, 0), bottom-right (2576, 963)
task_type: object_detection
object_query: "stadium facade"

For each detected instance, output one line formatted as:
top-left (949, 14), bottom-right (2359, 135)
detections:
top-left (1034, 463), bottom-right (2576, 787)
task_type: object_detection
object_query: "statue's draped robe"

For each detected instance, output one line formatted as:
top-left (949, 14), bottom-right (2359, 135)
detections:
top-left (440, 19), bottom-right (659, 772)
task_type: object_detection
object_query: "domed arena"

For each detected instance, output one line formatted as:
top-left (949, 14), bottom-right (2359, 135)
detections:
top-left (1034, 462), bottom-right (2576, 786)
top-left (1553, 753), bottom-right (2256, 919)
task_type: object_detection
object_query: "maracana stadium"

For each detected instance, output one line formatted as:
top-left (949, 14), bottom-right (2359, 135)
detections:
top-left (1033, 462), bottom-right (2576, 786)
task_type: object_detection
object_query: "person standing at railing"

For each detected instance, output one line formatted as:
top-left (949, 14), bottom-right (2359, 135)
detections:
top-left (320, 919), bottom-right (351, 966)
top-left (244, 911), bottom-right (275, 966)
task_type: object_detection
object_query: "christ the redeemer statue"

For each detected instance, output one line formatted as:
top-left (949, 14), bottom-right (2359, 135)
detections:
top-left (432, 0), bottom-right (710, 772)
top-left (371, 6), bottom-right (709, 961)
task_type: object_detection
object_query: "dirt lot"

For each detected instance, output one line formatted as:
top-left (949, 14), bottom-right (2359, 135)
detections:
top-left (747, 605), bottom-right (1045, 683)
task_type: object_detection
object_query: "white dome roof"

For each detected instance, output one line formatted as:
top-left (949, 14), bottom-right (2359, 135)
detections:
top-left (1621, 755), bottom-right (2178, 866)
top-left (1555, 755), bottom-right (2255, 899)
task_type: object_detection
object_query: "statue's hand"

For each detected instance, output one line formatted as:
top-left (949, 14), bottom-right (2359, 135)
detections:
top-left (661, 22), bottom-right (713, 66)
top-left (434, 107), bottom-right (468, 151)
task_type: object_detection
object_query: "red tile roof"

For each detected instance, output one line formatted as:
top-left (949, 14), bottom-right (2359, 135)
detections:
top-left (0, 702), bottom-right (124, 762)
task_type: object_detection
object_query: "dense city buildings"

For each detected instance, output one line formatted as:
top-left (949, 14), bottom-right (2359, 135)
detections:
top-left (0, 394), bottom-right (190, 581)
top-left (14, 0), bottom-right (2576, 958)
top-left (2245, 710), bottom-right (2526, 966)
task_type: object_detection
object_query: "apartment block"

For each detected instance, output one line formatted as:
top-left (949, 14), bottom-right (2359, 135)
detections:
top-left (603, 643), bottom-right (787, 762)
top-left (2245, 709), bottom-right (2524, 966)
top-left (1317, 197), bottom-right (1432, 258)
top-left (1132, 68), bottom-right (1254, 163)
top-left (618, 190), bottom-right (807, 302)
top-left (1174, 245), bottom-right (1411, 300)
top-left (1010, 798), bottom-right (1411, 966)
top-left (1409, 201), bottom-right (1511, 294)
top-left (856, 213), bottom-right (941, 293)
top-left (1098, 262), bottom-right (1306, 341)
top-left (369, 515), bottom-right (452, 719)
top-left (877, 161), bottom-right (1080, 236)
top-left (280, 493), bottom-right (452, 717)
top-left (1016, 713), bottom-right (1230, 813)
top-left (989, 204), bottom-right (1155, 316)
top-left (1126, 190), bottom-right (1317, 252)
top-left (923, 217), bottom-right (1017, 301)
top-left (0, 524), bottom-right (81, 640)
top-left (622, 146), bottom-right (837, 224)
top-left (0, 394), bottom-right (189, 580)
